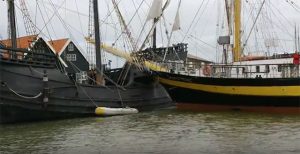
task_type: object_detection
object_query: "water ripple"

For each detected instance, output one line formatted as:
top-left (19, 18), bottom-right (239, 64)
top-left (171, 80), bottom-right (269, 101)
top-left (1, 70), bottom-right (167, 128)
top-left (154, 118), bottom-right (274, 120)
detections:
top-left (1, 110), bottom-right (299, 154)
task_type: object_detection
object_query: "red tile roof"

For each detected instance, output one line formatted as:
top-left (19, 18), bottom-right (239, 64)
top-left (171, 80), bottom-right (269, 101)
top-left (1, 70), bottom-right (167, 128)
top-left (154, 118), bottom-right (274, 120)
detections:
top-left (48, 38), bottom-right (69, 54)
top-left (0, 35), bottom-right (38, 49)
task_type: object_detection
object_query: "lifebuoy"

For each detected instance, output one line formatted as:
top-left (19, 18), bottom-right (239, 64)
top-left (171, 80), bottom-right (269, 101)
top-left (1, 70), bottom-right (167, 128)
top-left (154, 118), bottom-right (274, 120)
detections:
top-left (203, 65), bottom-right (211, 76)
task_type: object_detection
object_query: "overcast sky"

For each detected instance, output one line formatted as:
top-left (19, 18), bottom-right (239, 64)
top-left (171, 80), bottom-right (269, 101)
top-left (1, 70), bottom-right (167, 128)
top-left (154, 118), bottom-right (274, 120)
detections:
top-left (1, 0), bottom-right (300, 66)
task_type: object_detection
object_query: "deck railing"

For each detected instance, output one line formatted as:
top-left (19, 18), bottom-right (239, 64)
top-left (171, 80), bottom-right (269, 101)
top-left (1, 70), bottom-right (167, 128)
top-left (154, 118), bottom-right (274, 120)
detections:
top-left (154, 61), bottom-right (300, 79)
top-left (0, 46), bottom-right (57, 67)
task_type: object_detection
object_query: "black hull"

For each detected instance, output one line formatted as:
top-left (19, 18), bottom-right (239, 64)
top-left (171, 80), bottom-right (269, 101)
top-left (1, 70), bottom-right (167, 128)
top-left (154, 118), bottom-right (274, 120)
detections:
top-left (0, 62), bottom-right (172, 123)
top-left (157, 72), bottom-right (300, 114)
top-left (0, 96), bottom-right (171, 124)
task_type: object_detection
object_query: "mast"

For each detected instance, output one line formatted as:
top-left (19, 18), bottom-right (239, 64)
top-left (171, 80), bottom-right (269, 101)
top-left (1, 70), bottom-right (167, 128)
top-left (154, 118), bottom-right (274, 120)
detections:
top-left (233, 0), bottom-right (241, 62)
top-left (295, 25), bottom-right (298, 53)
top-left (93, 0), bottom-right (102, 73)
top-left (298, 26), bottom-right (300, 53)
top-left (152, 18), bottom-right (158, 48)
top-left (224, 0), bottom-right (231, 35)
top-left (8, 0), bottom-right (17, 49)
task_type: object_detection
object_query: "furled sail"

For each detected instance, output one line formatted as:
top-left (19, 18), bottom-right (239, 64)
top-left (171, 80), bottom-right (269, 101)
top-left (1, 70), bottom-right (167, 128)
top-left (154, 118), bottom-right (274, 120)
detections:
top-left (85, 37), bottom-right (168, 72)
top-left (147, 0), bottom-right (162, 21)
top-left (172, 10), bottom-right (181, 31)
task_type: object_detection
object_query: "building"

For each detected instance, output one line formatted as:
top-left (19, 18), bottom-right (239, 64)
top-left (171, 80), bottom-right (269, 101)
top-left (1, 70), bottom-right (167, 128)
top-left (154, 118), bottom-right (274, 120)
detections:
top-left (0, 35), bottom-right (55, 57)
top-left (183, 54), bottom-right (212, 76)
top-left (0, 35), bottom-right (67, 69)
top-left (49, 38), bottom-right (89, 83)
top-left (186, 54), bottom-right (212, 66)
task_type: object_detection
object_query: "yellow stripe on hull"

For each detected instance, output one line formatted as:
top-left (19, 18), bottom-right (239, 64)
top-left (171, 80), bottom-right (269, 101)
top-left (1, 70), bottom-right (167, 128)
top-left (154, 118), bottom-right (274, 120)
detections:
top-left (158, 77), bottom-right (300, 97)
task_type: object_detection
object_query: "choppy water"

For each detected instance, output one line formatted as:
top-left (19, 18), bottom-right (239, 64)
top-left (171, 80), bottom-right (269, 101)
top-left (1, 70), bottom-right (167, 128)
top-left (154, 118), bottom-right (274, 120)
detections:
top-left (0, 110), bottom-right (299, 154)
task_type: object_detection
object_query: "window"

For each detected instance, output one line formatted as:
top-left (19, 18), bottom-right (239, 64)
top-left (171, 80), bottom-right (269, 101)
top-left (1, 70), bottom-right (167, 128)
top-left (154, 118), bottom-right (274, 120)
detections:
top-left (242, 67), bottom-right (246, 73)
top-left (278, 65), bottom-right (282, 72)
top-left (68, 43), bottom-right (74, 51)
top-left (66, 54), bottom-right (76, 61)
top-left (265, 65), bottom-right (270, 73)
top-left (256, 66), bottom-right (260, 73)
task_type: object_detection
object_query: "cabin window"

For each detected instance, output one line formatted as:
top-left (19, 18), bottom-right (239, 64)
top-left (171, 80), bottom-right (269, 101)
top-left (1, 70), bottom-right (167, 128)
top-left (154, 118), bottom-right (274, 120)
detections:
top-left (265, 65), bottom-right (270, 73)
top-left (68, 43), bottom-right (74, 51)
top-left (256, 66), bottom-right (260, 73)
top-left (66, 54), bottom-right (76, 61)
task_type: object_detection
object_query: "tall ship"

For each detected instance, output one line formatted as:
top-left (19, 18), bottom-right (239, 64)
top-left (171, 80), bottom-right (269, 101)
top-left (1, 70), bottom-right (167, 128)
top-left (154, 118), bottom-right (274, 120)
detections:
top-left (153, 0), bottom-right (300, 114)
top-left (0, 0), bottom-right (172, 123)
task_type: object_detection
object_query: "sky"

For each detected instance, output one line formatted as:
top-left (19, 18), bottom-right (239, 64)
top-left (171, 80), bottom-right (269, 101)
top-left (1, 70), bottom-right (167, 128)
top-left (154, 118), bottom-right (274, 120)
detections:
top-left (1, 0), bottom-right (300, 67)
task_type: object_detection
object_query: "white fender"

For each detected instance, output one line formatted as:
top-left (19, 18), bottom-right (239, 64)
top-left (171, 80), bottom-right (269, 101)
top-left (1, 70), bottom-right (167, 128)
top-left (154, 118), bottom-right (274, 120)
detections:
top-left (95, 107), bottom-right (138, 116)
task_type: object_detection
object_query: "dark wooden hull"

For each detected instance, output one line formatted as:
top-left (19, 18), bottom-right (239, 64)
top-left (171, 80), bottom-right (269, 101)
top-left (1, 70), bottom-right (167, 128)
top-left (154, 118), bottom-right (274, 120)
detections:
top-left (157, 72), bottom-right (300, 114)
top-left (0, 62), bottom-right (173, 123)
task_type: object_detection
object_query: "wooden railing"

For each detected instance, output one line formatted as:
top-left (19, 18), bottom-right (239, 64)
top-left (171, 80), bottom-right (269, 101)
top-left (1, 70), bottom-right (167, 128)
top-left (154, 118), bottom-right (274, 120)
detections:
top-left (0, 46), bottom-right (57, 68)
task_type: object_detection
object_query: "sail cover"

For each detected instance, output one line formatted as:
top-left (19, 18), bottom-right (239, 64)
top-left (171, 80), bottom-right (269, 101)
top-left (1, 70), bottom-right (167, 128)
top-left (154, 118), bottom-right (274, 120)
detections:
top-left (147, 0), bottom-right (162, 21)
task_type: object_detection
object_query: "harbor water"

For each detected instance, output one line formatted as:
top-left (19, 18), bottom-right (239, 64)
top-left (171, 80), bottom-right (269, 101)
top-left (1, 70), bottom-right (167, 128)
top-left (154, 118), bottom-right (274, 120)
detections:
top-left (0, 110), bottom-right (299, 154)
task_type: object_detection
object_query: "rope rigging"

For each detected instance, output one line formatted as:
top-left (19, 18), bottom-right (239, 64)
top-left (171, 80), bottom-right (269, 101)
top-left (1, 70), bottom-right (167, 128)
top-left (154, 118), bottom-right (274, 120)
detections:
top-left (242, 0), bottom-right (266, 54)
top-left (11, 0), bottom-right (300, 68)
top-left (181, 0), bottom-right (206, 42)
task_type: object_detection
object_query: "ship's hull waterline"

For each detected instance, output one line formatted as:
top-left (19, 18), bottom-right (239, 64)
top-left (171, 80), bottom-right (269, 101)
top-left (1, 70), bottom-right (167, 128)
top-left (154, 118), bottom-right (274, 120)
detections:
top-left (157, 72), bottom-right (300, 114)
top-left (0, 62), bottom-right (173, 124)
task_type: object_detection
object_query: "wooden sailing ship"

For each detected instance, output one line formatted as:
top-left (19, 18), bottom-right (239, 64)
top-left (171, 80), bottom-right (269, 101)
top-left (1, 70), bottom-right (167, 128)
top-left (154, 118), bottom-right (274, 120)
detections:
top-left (0, 0), bottom-right (172, 123)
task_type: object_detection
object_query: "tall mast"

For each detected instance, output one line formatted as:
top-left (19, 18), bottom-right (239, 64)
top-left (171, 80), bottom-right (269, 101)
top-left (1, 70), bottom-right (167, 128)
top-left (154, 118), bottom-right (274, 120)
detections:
top-left (297, 28), bottom-right (300, 53)
top-left (295, 25), bottom-right (298, 53)
top-left (152, 18), bottom-right (158, 48)
top-left (8, 0), bottom-right (17, 49)
top-left (233, 0), bottom-right (241, 62)
top-left (93, 0), bottom-right (102, 73)
top-left (224, 0), bottom-right (232, 35)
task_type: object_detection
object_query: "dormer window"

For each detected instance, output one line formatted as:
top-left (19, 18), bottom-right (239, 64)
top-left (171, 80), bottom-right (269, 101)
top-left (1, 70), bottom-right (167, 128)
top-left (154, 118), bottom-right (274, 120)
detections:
top-left (68, 43), bottom-right (74, 51)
